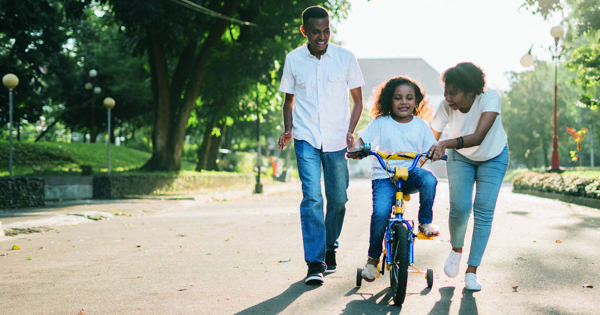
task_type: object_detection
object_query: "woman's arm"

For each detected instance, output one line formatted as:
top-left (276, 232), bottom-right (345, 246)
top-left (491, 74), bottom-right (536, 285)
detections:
top-left (428, 112), bottom-right (498, 160)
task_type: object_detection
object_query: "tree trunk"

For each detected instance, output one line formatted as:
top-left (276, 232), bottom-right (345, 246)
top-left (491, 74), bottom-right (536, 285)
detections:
top-left (196, 123), bottom-right (213, 171)
top-left (140, 24), bottom-right (174, 171)
top-left (195, 119), bottom-right (226, 171)
top-left (141, 0), bottom-right (242, 172)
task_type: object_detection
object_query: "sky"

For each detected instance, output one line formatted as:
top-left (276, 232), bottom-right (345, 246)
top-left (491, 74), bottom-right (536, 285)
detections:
top-left (332, 0), bottom-right (564, 91)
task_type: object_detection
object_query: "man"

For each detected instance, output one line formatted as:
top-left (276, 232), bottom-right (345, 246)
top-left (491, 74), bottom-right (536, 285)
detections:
top-left (278, 5), bottom-right (364, 285)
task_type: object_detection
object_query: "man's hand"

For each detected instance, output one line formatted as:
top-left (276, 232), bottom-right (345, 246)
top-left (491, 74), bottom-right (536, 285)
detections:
top-left (346, 132), bottom-right (355, 149)
top-left (278, 131), bottom-right (292, 149)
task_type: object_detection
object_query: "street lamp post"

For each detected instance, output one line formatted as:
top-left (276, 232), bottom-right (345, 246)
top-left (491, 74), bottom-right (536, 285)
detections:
top-left (3, 73), bottom-right (19, 178)
top-left (550, 25), bottom-right (564, 172)
top-left (254, 89), bottom-right (263, 194)
top-left (103, 97), bottom-right (115, 175)
top-left (85, 69), bottom-right (101, 142)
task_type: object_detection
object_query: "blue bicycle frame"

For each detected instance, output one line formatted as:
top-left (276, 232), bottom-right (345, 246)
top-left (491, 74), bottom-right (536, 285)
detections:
top-left (368, 149), bottom-right (424, 269)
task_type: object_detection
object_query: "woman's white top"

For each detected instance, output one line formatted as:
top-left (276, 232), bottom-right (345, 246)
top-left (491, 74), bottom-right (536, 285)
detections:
top-left (431, 89), bottom-right (507, 161)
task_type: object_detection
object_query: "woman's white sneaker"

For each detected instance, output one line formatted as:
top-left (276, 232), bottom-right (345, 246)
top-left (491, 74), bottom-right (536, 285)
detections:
top-left (465, 273), bottom-right (482, 291)
top-left (444, 250), bottom-right (462, 278)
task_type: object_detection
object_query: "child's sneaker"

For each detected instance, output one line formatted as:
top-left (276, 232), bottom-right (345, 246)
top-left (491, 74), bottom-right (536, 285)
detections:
top-left (361, 257), bottom-right (379, 282)
top-left (419, 223), bottom-right (440, 237)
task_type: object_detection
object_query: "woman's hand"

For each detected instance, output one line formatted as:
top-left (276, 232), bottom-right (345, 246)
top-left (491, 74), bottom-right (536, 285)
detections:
top-left (428, 141), bottom-right (448, 161)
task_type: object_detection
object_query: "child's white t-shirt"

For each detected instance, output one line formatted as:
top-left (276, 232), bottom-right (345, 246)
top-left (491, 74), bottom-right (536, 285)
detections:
top-left (430, 89), bottom-right (507, 161)
top-left (359, 115), bottom-right (437, 180)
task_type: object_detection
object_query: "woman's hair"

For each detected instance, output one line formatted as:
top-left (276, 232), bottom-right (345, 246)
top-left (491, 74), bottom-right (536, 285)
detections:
top-left (302, 6), bottom-right (329, 26)
top-left (442, 62), bottom-right (486, 95)
top-left (371, 76), bottom-right (432, 121)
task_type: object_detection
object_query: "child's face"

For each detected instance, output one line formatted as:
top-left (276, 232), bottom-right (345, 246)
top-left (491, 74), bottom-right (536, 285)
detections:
top-left (391, 84), bottom-right (417, 122)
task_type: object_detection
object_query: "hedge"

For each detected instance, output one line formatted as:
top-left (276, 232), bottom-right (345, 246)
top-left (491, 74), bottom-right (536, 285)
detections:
top-left (512, 172), bottom-right (600, 199)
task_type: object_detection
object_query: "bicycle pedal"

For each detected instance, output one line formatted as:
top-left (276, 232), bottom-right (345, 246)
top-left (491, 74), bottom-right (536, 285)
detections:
top-left (416, 232), bottom-right (434, 240)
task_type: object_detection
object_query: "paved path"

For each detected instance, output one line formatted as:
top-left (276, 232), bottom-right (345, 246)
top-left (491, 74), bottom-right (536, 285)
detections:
top-left (1, 179), bottom-right (599, 314)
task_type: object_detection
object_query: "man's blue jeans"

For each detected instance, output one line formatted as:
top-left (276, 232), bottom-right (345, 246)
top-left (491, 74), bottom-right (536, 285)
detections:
top-left (368, 168), bottom-right (437, 259)
top-left (446, 146), bottom-right (508, 267)
top-left (294, 140), bottom-right (349, 265)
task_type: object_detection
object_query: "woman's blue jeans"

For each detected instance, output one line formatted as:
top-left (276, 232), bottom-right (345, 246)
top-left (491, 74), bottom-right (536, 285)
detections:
top-left (294, 140), bottom-right (349, 265)
top-left (368, 168), bottom-right (437, 259)
top-left (446, 146), bottom-right (508, 267)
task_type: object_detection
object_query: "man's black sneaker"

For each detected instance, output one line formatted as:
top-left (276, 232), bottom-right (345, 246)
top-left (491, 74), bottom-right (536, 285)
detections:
top-left (305, 262), bottom-right (325, 285)
top-left (325, 250), bottom-right (337, 274)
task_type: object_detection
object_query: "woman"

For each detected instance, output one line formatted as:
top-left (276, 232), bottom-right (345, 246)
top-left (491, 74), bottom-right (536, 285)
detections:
top-left (428, 62), bottom-right (509, 291)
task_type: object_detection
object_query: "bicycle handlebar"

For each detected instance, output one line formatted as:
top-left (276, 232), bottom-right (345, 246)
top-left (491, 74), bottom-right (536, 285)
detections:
top-left (347, 143), bottom-right (447, 175)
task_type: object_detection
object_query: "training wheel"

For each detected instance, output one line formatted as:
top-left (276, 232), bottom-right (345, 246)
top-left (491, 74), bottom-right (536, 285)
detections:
top-left (356, 268), bottom-right (362, 287)
top-left (426, 268), bottom-right (434, 288)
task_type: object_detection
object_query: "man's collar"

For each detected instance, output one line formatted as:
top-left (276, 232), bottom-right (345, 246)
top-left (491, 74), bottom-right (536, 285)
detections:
top-left (304, 42), bottom-right (332, 58)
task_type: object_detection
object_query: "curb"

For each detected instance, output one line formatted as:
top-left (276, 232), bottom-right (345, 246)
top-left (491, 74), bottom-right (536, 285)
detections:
top-left (513, 189), bottom-right (600, 209)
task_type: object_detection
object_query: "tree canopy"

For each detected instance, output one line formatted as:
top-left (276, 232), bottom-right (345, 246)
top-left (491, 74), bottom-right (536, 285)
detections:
top-left (0, 0), bottom-right (91, 136)
top-left (107, 0), bottom-right (351, 171)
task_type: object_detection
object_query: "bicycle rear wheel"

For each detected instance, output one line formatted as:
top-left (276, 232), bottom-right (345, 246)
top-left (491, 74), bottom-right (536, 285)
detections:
top-left (390, 222), bottom-right (410, 306)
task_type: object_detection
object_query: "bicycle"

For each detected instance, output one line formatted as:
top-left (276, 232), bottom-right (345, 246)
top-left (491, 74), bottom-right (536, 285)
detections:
top-left (348, 143), bottom-right (446, 306)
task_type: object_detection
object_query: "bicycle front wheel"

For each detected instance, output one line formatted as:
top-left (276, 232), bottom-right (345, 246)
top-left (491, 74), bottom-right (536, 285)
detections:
top-left (390, 222), bottom-right (410, 306)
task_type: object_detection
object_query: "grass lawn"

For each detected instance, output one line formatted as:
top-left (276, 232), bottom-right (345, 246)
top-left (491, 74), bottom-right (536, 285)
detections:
top-left (0, 140), bottom-right (196, 177)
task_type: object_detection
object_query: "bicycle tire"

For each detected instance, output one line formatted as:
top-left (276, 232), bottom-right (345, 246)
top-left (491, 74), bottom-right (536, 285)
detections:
top-left (390, 222), bottom-right (410, 306)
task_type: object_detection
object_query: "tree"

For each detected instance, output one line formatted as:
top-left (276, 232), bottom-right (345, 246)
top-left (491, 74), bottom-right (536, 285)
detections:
top-left (59, 6), bottom-right (151, 143)
top-left (108, 0), bottom-right (351, 172)
top-left (0, 0), bottom-right (91, 139)
top-left (504, 62), bottom-right (580, 169)
top-left (521, 0), bottom-right (600, 167)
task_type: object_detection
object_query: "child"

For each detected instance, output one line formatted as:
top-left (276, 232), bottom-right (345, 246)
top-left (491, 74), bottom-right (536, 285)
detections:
top-left (351, 76), bottom-right (439, 282)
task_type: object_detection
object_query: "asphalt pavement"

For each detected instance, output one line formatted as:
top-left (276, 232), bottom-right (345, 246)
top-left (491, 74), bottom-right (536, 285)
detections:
top-left (1, 178), bottom-right (599, 314)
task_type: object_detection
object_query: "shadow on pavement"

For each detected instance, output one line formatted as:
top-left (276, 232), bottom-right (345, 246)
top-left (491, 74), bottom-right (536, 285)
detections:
top-left (234, 281), bottom-right (320, 314)
top-left (428, 286), bottom-right (454, 314)
top-left (341, 287), bottom-right (402, 314)
top-left (427, 287), bottom-right (478, 315)
top-left (458, 289), bottom-right (478, 314)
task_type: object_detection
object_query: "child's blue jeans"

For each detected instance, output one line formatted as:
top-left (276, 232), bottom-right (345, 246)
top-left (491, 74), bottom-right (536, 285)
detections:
top-left (368, 167), bottom-right (437, 259)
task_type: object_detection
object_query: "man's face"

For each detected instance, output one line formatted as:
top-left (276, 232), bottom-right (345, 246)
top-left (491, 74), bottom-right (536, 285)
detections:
top-left (301, 17), bottom-right (330, 52)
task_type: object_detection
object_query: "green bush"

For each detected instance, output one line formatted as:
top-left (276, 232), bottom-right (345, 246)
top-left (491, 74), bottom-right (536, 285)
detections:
top-left (218, 152), bottom-right (256, 173)
top-left (512, 172), bottom-right (600, 199)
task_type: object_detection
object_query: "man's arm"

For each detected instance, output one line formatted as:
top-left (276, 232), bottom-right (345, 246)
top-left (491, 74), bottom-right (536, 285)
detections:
top-left (347, 86), bottom-right (364, 148)
top-left (278, 93), bottom-right (295, 149)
